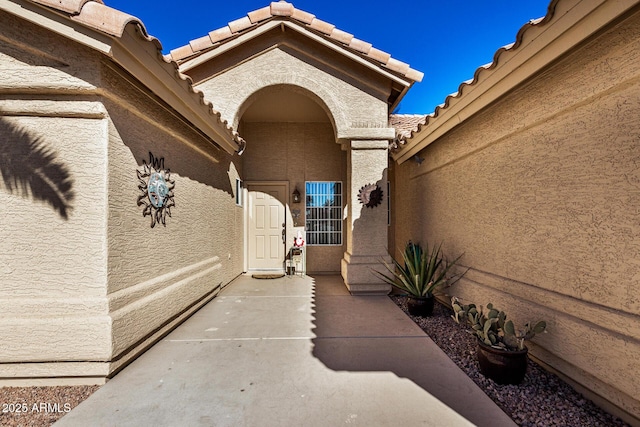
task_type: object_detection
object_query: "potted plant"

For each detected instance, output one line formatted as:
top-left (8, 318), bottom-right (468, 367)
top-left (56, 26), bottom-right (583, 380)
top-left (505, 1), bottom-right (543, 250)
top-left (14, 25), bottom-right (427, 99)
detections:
top-left (451, 297), bottom-right (547, 384)
top-left (374, 241), bottom-right (466, 317)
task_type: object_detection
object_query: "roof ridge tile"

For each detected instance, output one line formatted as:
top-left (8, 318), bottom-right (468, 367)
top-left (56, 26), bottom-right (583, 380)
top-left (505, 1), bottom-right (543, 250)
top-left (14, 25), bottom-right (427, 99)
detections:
top-left (308, 17), bottom-right (335, 35)
top-left (385, 57), bottom-right (410, 75)
top-left (168, 1), bottom-right (422, 83)
top-left (209, 26), bottom-right (234, 44)
top-left (367, 47), bottom-right (391, 65)
top-left (270, 1), bottom-right (294, 16)
top-left (228, 16), bottom-right (254, 33)
top-left (291, 8), bottom-right (315, 24)
top-left (190, 34), bottom-right (214, 52)
top-left (348, 37), bottom-right (373, 54)
top-left (248, 6), bottom-right (272, 23)
top-left (170, 44), bottom-right (195, 61)
top-left (329, 28), bottom-right (354, 45)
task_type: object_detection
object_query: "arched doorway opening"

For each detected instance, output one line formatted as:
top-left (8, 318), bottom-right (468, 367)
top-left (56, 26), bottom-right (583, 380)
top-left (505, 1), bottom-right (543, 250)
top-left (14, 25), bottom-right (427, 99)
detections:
top-left (239, 85), bottom-right (346, 274)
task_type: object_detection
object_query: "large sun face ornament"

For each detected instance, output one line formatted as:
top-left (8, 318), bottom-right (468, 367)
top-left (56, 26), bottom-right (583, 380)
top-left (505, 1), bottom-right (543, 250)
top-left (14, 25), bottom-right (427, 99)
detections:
top-left (137, 152), bottom-right (175, 227)
top-left (358, 183), bottom-right (383, 209)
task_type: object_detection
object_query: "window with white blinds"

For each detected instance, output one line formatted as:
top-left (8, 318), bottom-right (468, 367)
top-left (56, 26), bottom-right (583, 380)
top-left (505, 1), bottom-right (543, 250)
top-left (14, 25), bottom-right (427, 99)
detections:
top-left (305, 181), bottom-right (342, 246)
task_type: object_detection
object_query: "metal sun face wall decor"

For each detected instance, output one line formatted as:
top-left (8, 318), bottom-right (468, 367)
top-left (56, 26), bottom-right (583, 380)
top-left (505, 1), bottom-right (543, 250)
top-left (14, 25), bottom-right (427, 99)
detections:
top-left (358, 183), bottom-right (383, 208)
top-left (137, 152), bottom-right (175, 227)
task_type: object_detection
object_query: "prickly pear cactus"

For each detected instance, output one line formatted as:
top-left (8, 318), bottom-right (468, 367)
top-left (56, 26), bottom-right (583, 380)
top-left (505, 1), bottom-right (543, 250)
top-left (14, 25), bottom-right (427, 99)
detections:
top-left (451, 297), bottom-right (547, 351)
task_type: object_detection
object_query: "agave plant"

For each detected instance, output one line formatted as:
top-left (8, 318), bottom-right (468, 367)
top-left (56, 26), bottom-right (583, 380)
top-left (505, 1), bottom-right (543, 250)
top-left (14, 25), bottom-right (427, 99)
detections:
top-left (375, 241), bottom-right (466, 298)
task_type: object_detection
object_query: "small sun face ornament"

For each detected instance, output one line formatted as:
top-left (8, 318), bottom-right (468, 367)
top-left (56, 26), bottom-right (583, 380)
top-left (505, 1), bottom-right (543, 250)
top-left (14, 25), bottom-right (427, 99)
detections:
top-left (137, 152), bottom-right (175, 227)
top-left (358, 183), bottom-right (383, 208)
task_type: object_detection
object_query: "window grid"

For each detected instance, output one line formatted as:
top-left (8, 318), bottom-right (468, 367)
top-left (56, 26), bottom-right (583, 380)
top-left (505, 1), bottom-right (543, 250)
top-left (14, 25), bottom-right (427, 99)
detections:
top-left (305, 181), bottom-right (342, 246)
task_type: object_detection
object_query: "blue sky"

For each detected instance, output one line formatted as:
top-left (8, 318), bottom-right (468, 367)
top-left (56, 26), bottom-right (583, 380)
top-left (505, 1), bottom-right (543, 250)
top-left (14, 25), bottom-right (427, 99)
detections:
top-left (106, 0), bottom-right (551, 114)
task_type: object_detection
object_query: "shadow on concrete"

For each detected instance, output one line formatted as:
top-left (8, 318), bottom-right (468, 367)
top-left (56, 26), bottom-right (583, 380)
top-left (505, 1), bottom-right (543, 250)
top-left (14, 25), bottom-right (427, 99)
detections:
top-left (309, 274), bottom-right (515, 427)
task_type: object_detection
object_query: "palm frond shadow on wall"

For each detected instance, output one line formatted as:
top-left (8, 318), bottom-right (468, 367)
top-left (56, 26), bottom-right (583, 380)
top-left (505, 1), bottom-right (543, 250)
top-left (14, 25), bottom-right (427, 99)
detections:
top-left (0, 118), bottom-right (74, 219)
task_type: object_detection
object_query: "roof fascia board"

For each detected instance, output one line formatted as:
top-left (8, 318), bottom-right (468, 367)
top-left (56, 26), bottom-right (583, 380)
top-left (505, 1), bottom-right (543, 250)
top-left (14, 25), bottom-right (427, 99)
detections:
top-left (113, 27), bottom-right (238, 153)
top-left (389, 83), bottom-right (413, 113)
top-left (394, 0), bottom-right (636, 164)
top-left (179, 20), bottom-right (412, 88)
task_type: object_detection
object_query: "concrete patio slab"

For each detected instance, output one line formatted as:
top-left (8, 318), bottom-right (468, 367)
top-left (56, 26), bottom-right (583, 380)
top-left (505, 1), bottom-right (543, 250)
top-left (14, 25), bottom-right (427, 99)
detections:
top-left (55, 274), bottom-right (516, 427)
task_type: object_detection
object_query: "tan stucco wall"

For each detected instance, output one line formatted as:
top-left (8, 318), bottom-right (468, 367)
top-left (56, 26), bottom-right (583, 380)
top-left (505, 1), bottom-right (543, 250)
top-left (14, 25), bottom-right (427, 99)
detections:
top-left (0, 10), bottom-right (111, 381)
top-left (102, 66), bottom-right (244, 364)
top-left (393, 9), bottom-right (640, 421)
top-left (0, 113), bottom-right (111, 368)
top-left (342, 140), bottom-right (391, 293)
top-left (0, 9), bottom-right (243, 382)
top-left (241, 122), bottom-right (345, 272)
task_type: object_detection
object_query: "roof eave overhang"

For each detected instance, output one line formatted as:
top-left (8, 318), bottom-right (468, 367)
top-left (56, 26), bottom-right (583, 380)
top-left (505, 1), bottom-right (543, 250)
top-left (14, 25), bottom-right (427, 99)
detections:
top-left (178, 19), bottom-right (415, 92)
top-left (2, 0), bottom-right (240, 155)
top-left (393, 0), bottom-right (637, 164)
top-left (389, 82), bottom-right (414, 114)
top-left (112, 26), bottom-right (240, 154)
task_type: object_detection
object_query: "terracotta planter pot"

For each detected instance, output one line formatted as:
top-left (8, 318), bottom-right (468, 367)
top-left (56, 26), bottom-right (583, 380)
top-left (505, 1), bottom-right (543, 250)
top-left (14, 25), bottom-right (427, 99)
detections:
top-left (477, 341), bottom-right (528, 385)
top-left (406, 296), bottom-right (434, 317)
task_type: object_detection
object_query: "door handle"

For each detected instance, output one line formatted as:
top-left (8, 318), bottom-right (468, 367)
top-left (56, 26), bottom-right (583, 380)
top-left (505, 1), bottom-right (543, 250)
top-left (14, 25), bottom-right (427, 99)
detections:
top-left (282, 222), bottom-right (286, 243)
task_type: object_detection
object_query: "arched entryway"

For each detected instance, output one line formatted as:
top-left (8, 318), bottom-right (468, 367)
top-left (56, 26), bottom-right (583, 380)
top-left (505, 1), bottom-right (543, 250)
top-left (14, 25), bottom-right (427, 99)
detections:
top-left (179, 12), bottom-right (416, 293)
top-left (238, 85), bottom-right (346, 274)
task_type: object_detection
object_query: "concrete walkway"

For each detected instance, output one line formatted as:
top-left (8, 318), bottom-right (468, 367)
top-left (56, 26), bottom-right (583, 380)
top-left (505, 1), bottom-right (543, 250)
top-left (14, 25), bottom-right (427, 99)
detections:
top-left (55, 274), bottom-right (515, 427)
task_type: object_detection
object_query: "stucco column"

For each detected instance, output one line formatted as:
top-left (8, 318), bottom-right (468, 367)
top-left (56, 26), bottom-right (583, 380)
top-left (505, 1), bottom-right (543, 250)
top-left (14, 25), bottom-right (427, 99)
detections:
top-left (341, 140), bottom-right (392, 294)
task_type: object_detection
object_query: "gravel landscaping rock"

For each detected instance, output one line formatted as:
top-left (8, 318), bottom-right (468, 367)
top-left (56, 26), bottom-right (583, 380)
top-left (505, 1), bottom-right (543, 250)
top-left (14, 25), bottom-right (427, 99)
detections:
top-left (390, 295), bottom-right (630, 427)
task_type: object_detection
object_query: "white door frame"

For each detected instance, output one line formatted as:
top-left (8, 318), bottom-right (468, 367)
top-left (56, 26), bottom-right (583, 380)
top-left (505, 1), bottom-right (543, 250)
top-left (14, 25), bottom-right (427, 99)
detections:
top-left (244, 181), bottom-right (289, 272)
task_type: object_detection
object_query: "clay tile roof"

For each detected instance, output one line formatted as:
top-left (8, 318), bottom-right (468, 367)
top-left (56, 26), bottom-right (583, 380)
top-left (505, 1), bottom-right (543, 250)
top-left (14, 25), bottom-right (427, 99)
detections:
top-left (308, 18), bottom-right (335, 35)
top-left (248, 6), bottom-right (272, 23)
top-left (400, 2), bottom-right (558, 145)
top-left (270, 1), bottom-right (293, 16)
top-left (27, 0), bottom-right (244, 151)
top-left (169, 1), bottom-right (423, 83)
top-left (389, 114), bottom-right (427, 148)
top-left (33, 0), bottom-right (139, 37)
top-left (291, 8), bottom-right (314, 24)
top-left (31, 0), bottom-right (101, 15)
top-left (348, 38), bottom-right (373, 55)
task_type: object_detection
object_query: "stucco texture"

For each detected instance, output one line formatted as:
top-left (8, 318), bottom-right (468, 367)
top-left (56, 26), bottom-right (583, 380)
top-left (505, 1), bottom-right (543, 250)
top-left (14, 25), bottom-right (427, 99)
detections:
top-left (0, 11), bottom-right (112, 373)
top-left (0, 115), bottom-right (111, 363)
top-left (103, 88), bottom-right (244, 360)
top-left (393, 9), bottom-right (640, 420)
top-left (0, 9), bottom-right (243, 381)
top-left (193, 45), bottom-right (390, 138)
top-left (241, 121), bottom-right (345, 272)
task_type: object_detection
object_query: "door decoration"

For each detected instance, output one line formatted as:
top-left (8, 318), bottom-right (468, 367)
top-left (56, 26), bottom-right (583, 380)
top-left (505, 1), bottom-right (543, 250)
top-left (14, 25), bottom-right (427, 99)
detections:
top-left (358, 183), bottom-right (383, 208)
top-left (137, 152), bottom-right (175, 228)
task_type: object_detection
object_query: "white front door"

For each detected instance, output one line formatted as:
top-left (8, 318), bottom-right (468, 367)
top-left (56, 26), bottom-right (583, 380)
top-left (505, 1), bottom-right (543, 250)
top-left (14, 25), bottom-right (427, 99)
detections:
top-left (247, 183), bottom-right (287, 270)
